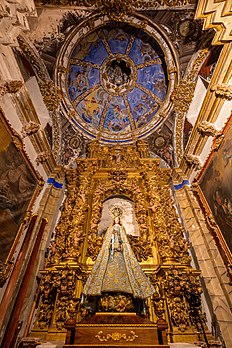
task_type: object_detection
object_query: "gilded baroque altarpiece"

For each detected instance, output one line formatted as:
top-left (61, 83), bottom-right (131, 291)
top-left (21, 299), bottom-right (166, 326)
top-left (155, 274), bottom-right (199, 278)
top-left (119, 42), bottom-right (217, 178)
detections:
top-left (29, 141), bottom-right (206, 343)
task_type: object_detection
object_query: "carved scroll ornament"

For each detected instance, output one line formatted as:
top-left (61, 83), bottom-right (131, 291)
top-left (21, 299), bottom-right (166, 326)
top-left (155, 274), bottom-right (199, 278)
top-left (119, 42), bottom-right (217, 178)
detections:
top-left (95, 330), bottom-right (138, 342)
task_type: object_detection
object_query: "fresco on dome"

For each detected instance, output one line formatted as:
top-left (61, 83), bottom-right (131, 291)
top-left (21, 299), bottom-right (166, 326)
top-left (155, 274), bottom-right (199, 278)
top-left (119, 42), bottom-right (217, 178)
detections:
top-left (137, 65), bottom-right (167, 101)
top-left (71, 32), bottom-right (108, 65)
top-left (76, 88), bottom-right (107, 128)
top-left (68, 65), bottom-right (100, 101)
top-left (127, 87), bottom-right (158, 128)
top-left (103, 97), bottom-right (130, 132)
top-left (129, 37), bottom-right (160, 65)
top-left (199, 122), bottom-right (232, 254)
top-left (142, 109), bottom-right (159, 127)
top-left (67, 23), bottom-right (168, 137)
top-left (136, 109), bottom-right (159, 129)
top-left (102, 28), bottom-right (130, 54)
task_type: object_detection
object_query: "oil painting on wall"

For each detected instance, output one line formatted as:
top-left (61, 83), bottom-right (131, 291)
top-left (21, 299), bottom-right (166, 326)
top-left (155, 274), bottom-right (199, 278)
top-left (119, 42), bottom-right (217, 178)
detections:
top-left (199, 122), bottom-right (232, 255)
top-left (0, 114), bottom-right (37, 267)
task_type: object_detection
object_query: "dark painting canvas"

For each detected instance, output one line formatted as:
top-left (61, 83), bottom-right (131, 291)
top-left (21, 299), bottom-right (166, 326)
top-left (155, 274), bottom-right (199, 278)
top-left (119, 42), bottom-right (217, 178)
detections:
top-left (0, 120), bottom-right (37, 265)
top-left (200, 123), bottom-right (232, 254)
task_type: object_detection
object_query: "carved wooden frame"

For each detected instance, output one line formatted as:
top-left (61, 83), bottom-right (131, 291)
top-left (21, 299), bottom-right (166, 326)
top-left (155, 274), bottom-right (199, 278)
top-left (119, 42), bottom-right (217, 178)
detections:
top-left (192, 117), bottom-right (232, 272)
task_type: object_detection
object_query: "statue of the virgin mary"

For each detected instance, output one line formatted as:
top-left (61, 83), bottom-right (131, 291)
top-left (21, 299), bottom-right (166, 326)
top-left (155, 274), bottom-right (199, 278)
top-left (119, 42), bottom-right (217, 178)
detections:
top-left (83, 207), bottom-right (155, 300)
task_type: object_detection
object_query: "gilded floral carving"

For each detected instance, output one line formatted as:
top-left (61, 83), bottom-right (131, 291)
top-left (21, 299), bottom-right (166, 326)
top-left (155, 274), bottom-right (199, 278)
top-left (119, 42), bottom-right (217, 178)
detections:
top-left (38, 81), bottom-right (61, 113)
top-left (34, 140), bottom-right (206, 339)
top-left (162, 267), bottom-right (205, 331)
top-left (36, 268), bottom-right (83, 330)
top-left (174, 49), bottom-right (209, 163)
top-left (95, 330), bottom-right (138, 342)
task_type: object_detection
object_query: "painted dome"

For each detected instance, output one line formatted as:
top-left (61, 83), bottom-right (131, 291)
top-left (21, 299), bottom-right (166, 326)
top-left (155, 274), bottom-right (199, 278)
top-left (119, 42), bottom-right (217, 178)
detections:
top-left (57, 19), bottom-right (176, 143)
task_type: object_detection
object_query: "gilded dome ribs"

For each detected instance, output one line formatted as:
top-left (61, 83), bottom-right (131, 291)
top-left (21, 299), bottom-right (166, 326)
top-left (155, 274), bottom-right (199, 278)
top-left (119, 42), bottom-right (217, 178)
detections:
top-left (123, 96), bottom-right (136, 131)
top-left (137, 58), bottom-right (162, 69)
top-left (73, 84), bottom-right (101, 107)
top-left (70, 59), bottom-right (100, 69)
top-left (98, 96), bottom-right (112, 132)
top-left (126, 35), bottom-right (136, 55)
top-left (135, 83), bottom-right (162, 106)
top-left (97, 30), bottom-right (112, 55)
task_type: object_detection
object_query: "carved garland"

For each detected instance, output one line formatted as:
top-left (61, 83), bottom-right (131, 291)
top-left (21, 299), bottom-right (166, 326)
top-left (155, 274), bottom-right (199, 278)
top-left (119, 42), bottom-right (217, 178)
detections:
top-left (161, 267), bottom-right (205, 332)
top-left (47, 165), bottom-right (96, 265)
top-left (141, 161), bottom-right (191, 265)
top-left (174, 48), bottom-right (209, 164)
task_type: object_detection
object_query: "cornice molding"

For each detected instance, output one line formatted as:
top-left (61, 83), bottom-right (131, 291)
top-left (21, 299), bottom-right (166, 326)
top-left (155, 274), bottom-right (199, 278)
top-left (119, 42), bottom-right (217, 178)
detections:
top-left (35, 0), bottom-right (196, 12)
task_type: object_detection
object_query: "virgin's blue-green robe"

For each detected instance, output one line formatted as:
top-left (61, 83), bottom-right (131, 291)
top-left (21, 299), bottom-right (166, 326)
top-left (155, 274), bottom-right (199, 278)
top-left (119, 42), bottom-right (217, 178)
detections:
top-left (83, 223), bottom-right (155, 299)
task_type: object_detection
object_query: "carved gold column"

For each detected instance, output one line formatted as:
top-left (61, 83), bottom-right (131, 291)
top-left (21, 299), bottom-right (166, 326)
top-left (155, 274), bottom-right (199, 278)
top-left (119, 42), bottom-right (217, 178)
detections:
top-left (30, 166), bottom-right (95, 340)
top-left (139, 160), bottom-right (207, 343)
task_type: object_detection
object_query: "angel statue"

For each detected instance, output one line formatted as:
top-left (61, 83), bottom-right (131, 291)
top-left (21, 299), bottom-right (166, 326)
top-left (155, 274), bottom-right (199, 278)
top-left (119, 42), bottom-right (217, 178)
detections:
top-left (82, 207), bottom-right (155, 313)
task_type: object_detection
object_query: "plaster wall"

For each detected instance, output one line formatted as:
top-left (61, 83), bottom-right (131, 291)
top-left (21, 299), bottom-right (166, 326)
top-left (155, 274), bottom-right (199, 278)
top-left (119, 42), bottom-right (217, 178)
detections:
top-left (186, 77), bottom-right (207, 127)
top-left (26, 77), bottom-right (50, 128)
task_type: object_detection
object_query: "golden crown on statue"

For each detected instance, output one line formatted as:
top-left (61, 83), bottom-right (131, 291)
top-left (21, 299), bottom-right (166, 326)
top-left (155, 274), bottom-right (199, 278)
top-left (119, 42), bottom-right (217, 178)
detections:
top-left (110, 206), bottom-right (123, 219)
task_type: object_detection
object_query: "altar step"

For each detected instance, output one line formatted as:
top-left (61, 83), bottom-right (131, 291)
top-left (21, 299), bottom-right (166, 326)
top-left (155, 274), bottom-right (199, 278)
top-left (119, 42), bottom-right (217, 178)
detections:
top-left (64, 312), bottom-right (169, 348)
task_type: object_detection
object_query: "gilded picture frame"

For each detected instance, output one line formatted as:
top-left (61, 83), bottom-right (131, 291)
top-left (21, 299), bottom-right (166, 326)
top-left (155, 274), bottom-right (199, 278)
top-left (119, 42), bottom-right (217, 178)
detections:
top-left (195, 117), bottom-right (232, 268)
top-left (0, 109), bottom-right (43, 286)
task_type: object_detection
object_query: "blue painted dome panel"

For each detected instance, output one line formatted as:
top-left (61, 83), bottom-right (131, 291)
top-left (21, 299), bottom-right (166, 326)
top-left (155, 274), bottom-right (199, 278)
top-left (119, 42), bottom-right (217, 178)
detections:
top-left (127, 87), bottom-right (158, 128)
top-left (102, 28), bottom-right (130, 54)
top-left (137, 66), bottom-right (167, 101)
top-left (68, 65), bottom-right (100, 101)
top-left (103, 97), bottom-right (130, 133)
